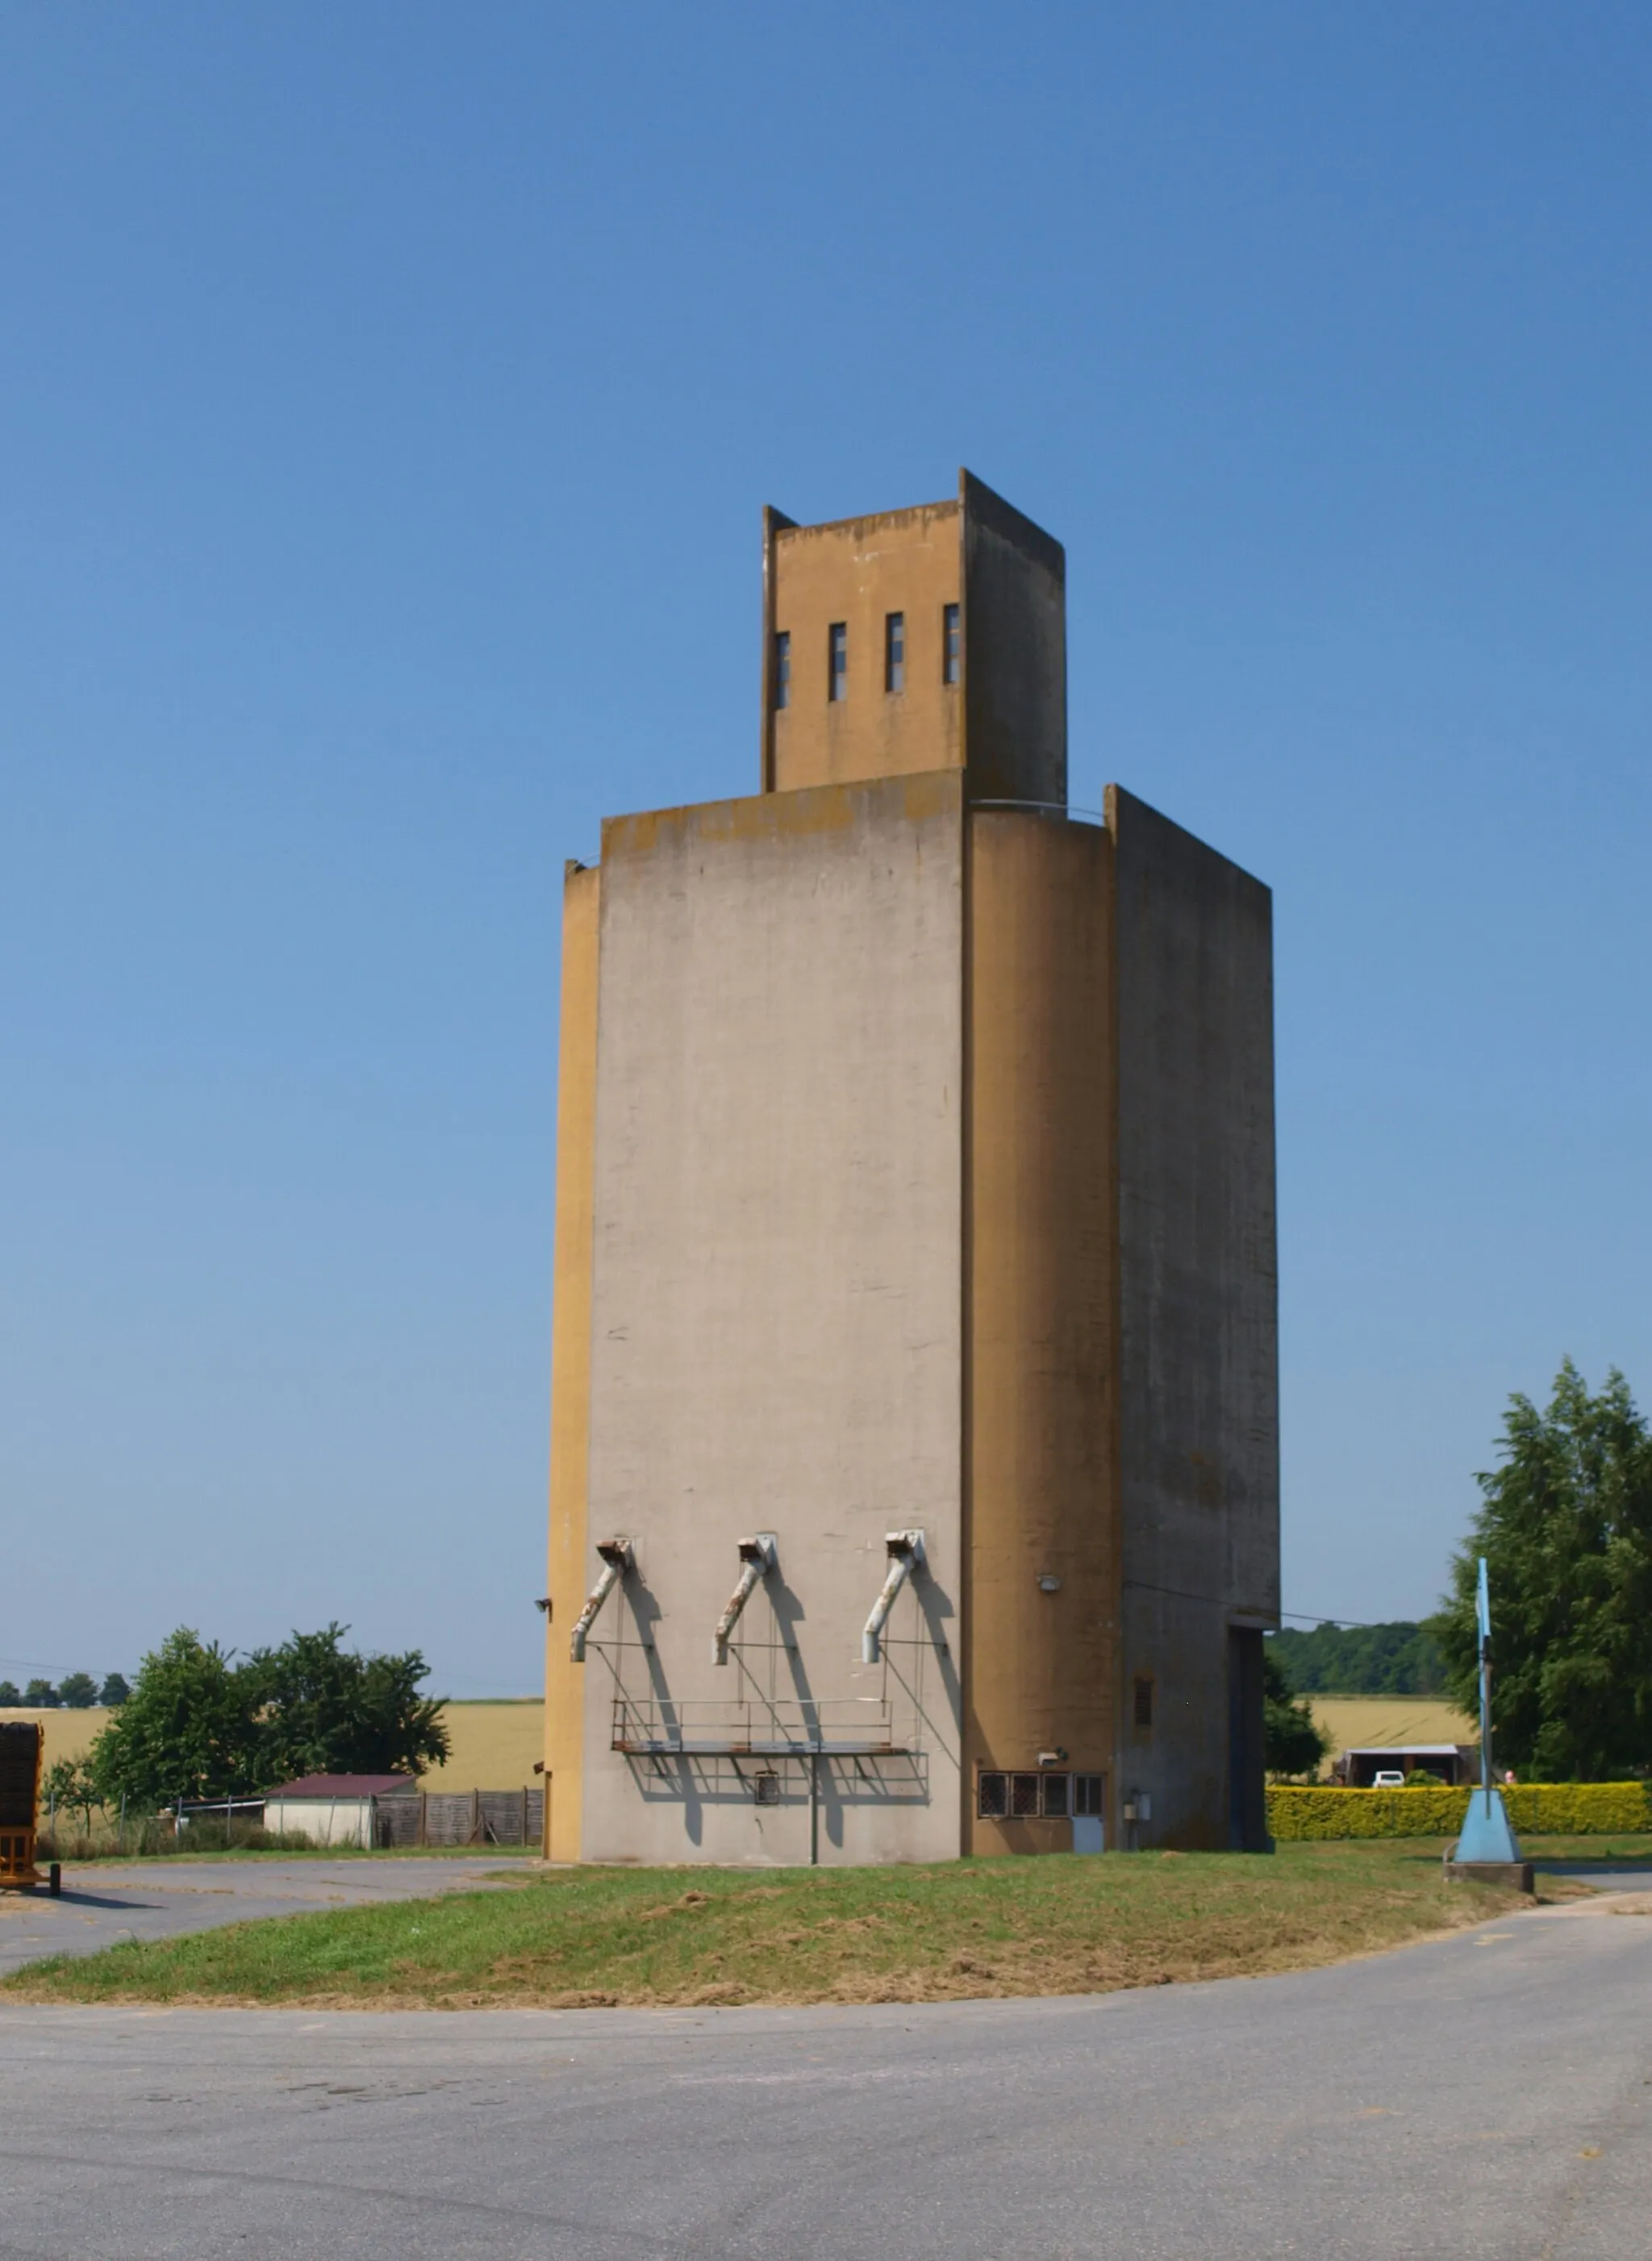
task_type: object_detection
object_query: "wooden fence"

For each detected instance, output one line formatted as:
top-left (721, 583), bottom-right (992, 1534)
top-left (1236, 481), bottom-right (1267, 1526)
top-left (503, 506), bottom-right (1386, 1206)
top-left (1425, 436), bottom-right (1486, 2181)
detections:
top-left (378, 1788), bottom-right (542, 1848)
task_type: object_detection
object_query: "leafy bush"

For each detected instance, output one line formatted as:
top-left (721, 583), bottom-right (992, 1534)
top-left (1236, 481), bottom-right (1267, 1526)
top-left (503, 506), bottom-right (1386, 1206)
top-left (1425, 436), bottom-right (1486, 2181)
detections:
top-left (1504, 1781), bottom-right (1650, 1835)
top-left (1269, 1782), bottom-right (1652, 1840)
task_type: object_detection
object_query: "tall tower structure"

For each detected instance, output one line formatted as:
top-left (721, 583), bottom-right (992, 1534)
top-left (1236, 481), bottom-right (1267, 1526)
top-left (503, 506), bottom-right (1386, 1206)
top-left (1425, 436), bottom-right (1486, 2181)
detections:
top-left (544, 471), bottom-right (1278, 1864)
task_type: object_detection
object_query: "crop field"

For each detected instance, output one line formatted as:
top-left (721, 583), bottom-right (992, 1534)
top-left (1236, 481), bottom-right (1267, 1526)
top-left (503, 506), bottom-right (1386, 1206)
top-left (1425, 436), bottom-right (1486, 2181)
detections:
top-left (1, 1698), bottom-right (544, 1795)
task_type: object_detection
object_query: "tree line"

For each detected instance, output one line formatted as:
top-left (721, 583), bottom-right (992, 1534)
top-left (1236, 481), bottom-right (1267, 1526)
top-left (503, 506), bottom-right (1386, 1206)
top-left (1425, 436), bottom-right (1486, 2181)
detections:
top-left (1266, 1621), bottom-right (1446, 1697)
top-left (0, 1672), bottom-right (130, 1708)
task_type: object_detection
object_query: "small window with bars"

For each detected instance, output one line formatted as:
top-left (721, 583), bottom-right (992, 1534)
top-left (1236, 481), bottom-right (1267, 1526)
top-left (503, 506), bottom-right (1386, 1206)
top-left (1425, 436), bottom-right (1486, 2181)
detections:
top-left (885, 611), bottom-right (905, 694)
top-left (773, 631), bottom-right (791, 710)
top-left (978, 1769), bottom-right (1097, 1821)
top-left (943, 602), bottom-right (961, 684)
top-left (828, 621), bottom-right (848, 701)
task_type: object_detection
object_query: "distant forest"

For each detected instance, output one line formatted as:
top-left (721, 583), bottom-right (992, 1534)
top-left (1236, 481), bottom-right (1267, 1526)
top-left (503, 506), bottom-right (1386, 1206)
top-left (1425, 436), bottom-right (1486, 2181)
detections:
top-left (1266, 1621), bottom-right (1447, 1696)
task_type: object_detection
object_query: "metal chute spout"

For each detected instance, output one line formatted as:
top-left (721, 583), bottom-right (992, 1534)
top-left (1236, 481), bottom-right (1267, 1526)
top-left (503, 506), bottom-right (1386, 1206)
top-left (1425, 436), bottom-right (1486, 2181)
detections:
top-left (569, 1537), bottom-right (634, 1663)
top-left (862, 1530), bottom-right (925, 1664)
top-left (713, 1533), bottom-right (778, 1665)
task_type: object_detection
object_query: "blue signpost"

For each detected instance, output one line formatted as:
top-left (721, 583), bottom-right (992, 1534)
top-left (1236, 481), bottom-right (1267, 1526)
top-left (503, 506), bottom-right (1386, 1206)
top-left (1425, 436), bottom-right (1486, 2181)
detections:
top-left (1453, 1556), bottom-right (1523, 1865)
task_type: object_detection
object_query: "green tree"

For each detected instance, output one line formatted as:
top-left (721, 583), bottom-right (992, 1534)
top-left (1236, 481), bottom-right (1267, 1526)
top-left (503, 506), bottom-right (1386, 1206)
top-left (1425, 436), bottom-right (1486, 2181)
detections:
top-left (1263, 1649), bottom-right (1329, 1777)
top-left (98, 1673), bottom-right (131, 1707)
top-left (1437, 1360), bottom-right (1652, 1781)
top-left (43, 1756), bottom-right (103, 1830)
top-left (0, 1680), bottom-right (20, 1706)
top-left (24, 1679), bottom-right (59, 1708)
top-left (246, 1624), bottom-right (449, 1783)
top-left (57, 1671), bottom-right (99, 1708)
top-left (88, 1629), bottom-right (262, 1809)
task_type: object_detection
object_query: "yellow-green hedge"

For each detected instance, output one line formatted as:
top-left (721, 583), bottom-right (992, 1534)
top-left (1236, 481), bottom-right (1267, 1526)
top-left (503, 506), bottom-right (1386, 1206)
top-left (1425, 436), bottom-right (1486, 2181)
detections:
top-left (1504, 1782), bottom-right (1651, 1835)
top-left (1267, 1782), bottom-right (1652, 1841)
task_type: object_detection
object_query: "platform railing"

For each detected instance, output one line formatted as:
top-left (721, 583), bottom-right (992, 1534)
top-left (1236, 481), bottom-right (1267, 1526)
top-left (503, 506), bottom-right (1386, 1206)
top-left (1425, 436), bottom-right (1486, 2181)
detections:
top-left (611, 1693), bottom-right (907, 1757)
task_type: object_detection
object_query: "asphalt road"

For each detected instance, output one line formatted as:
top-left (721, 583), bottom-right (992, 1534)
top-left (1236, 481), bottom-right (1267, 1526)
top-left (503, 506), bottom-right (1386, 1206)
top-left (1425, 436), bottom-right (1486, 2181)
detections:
top-left (3, 1873), bottom-right (1651, 2259)
top-left (0, 1858), bottom-right (522, 1976)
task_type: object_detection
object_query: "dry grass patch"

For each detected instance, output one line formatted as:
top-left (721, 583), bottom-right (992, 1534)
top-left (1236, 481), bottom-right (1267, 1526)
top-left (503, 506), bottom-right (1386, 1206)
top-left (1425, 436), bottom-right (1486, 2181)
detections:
top-left (5, 1838), bottom-right (1544, 2012)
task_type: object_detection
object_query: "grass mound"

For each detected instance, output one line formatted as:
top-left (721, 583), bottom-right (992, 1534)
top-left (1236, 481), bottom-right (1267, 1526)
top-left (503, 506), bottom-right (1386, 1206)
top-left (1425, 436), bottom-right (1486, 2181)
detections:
top-left (6, 1839), bottom-right (1537, 2011)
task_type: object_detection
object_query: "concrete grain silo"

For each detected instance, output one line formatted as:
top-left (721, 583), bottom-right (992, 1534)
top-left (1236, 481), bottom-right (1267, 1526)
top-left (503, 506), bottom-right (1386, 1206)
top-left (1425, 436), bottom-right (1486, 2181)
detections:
top-left (543, 473), bottom-right (1279, 1864)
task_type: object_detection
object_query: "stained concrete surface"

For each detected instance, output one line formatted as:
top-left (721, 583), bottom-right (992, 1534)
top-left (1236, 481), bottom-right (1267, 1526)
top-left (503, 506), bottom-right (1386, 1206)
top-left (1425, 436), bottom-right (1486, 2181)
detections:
top-left (2, 1873), bottom-right (1651, 2259)
top-left (0, 1858), bottom-right (521, 1977)
top-left (581, 776), bottom-right (965, 1865)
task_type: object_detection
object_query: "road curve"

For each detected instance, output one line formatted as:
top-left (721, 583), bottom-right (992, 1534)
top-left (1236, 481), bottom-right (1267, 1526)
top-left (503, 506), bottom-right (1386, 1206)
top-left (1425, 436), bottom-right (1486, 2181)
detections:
top-left (2, 1888), bottom-right (1650, 2259)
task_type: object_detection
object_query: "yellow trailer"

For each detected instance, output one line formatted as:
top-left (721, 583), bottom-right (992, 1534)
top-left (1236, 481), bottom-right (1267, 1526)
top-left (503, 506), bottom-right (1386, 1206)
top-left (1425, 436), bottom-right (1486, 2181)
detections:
top-left (0, 1721), bottom-right (60, 1893)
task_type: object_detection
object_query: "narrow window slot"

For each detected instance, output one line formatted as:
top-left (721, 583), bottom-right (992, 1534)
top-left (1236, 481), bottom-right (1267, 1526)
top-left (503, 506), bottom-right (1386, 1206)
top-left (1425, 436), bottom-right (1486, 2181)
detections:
top-left (942, 602), bottom-right (961, 684)
top-left (773, 630), bottom-right (791, 710)
top-left (828, 621), bottom-right (847, 702)
top-left (885, 611), bottom-right (905, 694)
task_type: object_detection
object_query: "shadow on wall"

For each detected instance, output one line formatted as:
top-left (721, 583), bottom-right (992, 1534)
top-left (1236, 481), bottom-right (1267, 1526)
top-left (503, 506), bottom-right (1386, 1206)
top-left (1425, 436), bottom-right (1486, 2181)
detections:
top-left (627, 1752), bottom-right (930, 1848)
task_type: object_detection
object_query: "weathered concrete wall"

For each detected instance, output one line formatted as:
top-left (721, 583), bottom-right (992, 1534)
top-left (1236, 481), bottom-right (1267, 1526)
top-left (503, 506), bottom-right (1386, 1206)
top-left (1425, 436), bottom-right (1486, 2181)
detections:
top-left (1107, 786), bottom-right (1279, 1850)
top-left (766, 502), bottom-right (962, 793)
top-left (965, 811), bottom-right (1120, 1854)
top-left (962, 472), bottom-right (1066, 811)
top-left (578, 773), bottom-right (966, 1864)
top-left (544, 865), bottom-right (600, 1860)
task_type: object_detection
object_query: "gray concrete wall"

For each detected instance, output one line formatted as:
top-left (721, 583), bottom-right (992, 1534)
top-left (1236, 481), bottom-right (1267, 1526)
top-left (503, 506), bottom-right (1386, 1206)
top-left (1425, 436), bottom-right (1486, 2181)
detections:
top-left (1107, 785), bottom-right (1279, 1850)
top-left (579, 772), bottom-right (966, 1864)
top-left (962, 471), bottom-right (1066, 811)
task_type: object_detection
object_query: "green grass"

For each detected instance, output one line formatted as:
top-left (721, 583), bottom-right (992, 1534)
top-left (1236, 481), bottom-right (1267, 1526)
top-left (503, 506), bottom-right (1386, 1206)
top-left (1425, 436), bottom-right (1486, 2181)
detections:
top-left (6, 1839), bottom-right (1548, 2011)
top-left (1521, 1833), bottom-right (1652, 1862)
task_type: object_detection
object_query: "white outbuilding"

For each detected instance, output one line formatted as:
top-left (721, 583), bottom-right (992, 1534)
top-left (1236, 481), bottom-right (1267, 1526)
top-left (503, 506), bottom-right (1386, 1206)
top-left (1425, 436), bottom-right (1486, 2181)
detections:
top-left (260, 1772), bottom-right (416, 1848)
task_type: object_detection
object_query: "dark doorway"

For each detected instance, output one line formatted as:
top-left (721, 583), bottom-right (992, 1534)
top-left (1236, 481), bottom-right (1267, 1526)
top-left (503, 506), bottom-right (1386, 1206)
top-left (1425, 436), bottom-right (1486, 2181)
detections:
top-left (1228, 1626), bottom-right (1270, 1852)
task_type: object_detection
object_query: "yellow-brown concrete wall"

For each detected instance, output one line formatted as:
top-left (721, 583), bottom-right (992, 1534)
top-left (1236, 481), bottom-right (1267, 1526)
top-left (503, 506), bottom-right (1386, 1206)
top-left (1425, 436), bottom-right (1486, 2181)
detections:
top-left (964, 811), bottom-right (1119, 1854)
top-left (544, 863), bottom-right (600, 1859)
top-left (767, 503), bottom-right (962, 792)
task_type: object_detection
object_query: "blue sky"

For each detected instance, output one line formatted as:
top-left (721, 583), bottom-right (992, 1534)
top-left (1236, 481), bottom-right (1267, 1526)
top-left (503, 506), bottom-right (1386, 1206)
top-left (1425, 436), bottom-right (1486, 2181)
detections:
top-left (4, 4), bottom-right (1650, 1695)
